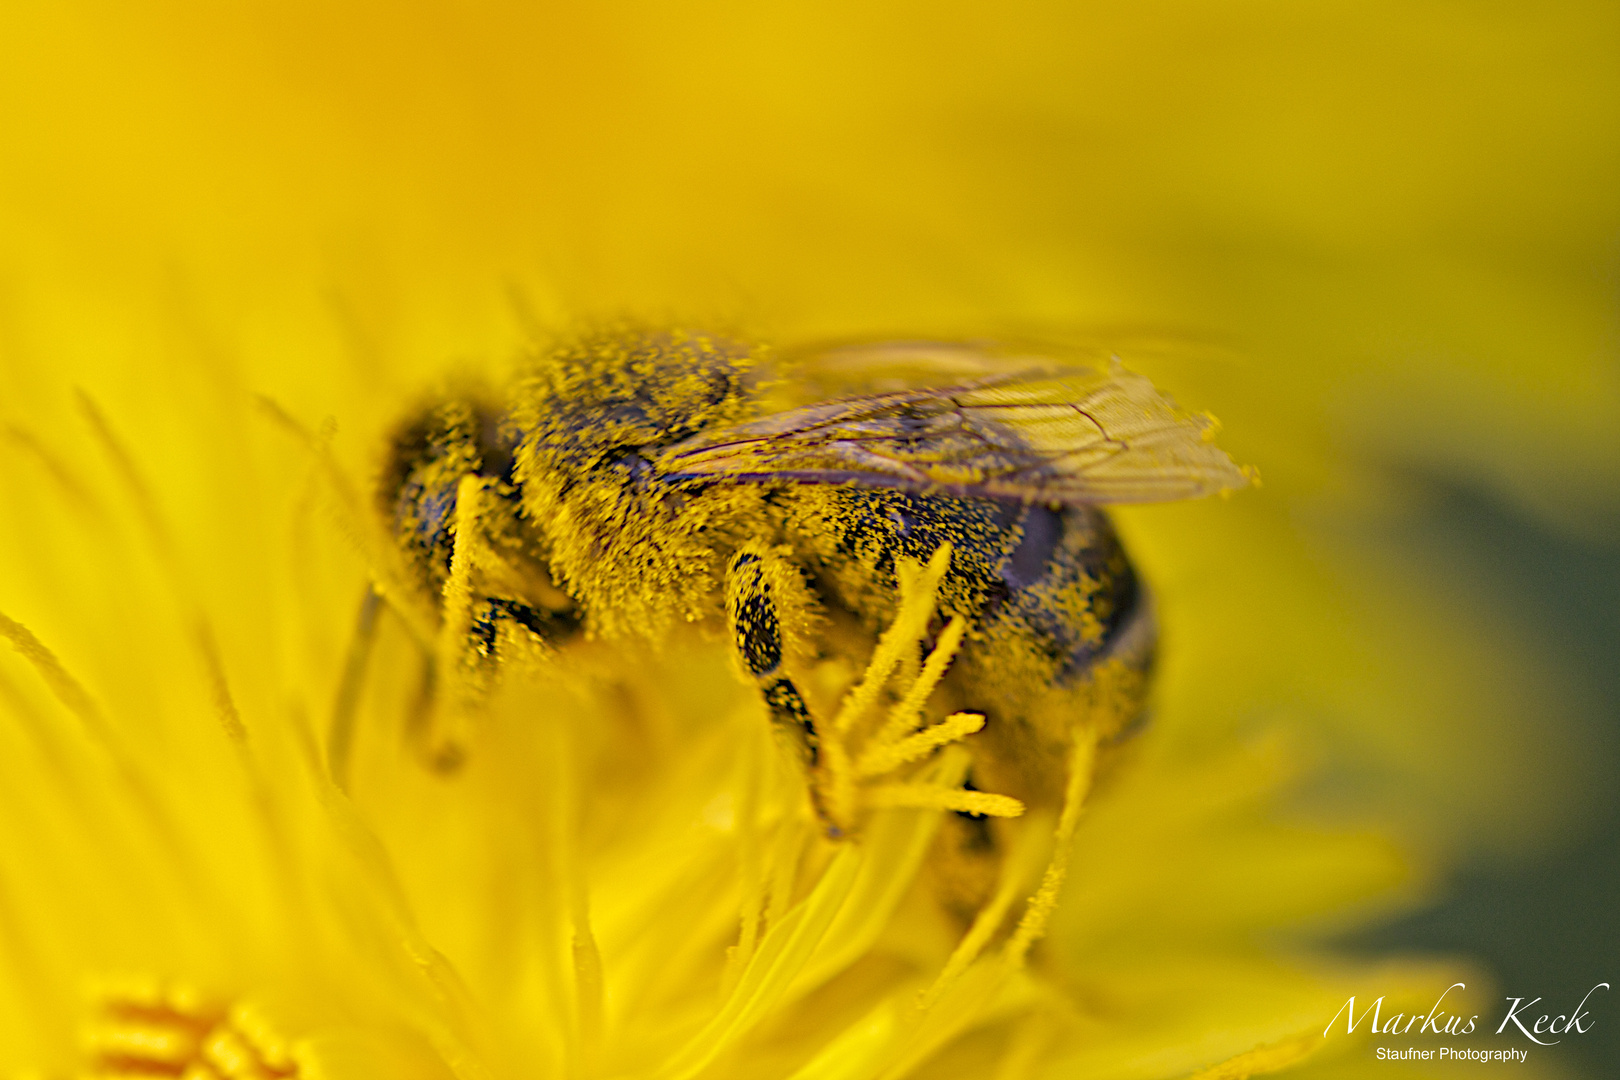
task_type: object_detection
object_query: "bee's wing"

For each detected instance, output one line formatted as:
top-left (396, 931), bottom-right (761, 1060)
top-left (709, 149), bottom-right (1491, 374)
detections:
top-left (656, 354), bottom-right (1250, 505)
top-left (764, 339), bottom-right (1074, 401)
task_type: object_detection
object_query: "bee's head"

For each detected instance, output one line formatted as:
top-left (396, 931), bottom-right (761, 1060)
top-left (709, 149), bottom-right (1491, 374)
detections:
top-left (380, 395), bottom-right (513, 591)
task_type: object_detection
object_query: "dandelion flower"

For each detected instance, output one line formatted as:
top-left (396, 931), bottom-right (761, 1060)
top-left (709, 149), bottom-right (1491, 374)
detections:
top-left (1, 338), bottom-right (1455, 1080)
top-left (0, 1), bottom-right (1612, 1077)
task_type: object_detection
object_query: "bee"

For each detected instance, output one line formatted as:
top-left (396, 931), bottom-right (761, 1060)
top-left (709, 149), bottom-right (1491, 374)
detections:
top-left (375, 327), bottom-right (1247, 839)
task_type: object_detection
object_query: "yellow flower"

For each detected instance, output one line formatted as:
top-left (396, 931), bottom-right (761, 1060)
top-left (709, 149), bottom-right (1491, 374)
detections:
top-left (0, 1), bottom-right (1613, 1078)
top-left (0, 374), bottom-right (1426, 1079)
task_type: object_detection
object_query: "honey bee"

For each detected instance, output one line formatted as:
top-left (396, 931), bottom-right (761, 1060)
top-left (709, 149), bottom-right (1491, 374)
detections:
top-left (376, 327), bottom-right (1247, 836)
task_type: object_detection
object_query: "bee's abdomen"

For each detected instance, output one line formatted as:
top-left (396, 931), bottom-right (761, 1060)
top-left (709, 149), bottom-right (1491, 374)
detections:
top-left (992, 504), bottom-right (1149, 681)
top-left (787, 487), bottom-right (1150, 691)
top-left (949, 504), bottom-right (1153, 807)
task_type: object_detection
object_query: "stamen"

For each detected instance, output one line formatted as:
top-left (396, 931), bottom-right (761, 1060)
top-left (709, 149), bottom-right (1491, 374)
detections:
top-left (808, 543), bottom-right (1019, 838)
top-left (3, 421), bottom-right (105, 518)
top-left (724, 711), bottom-right (769, 993)
top-left (421, 474), bottom-right (490, 769)
top-left (82, 978), bottom-right (297, 1079)
top-left (256, 395), bottom-right (438, 649)
top-left (79, 392), bottom-right (249, 745)
top-left (1004, 728), bottom-right (1098, 966)
top-left (868, 616), bottom-right (967, 751)
top-left (866, 784), bottom-right (1023, 817)
top-left (828, 544), bottom-right (952, 739)
top-left (327, 587), bottom-right (382, 791)
top-left (0, 610), bottom-right (110, 742)
top-left (1186, 1031), bottom-right (1323, 1079)
top-left (437, 475), bottom-right (487, 665)
top-left (0, 610), bottom-right (196, 867)
top-left (920, 812), bottom-right (1052, 1009)
top-left (855, 710), bottom-right (984, 779)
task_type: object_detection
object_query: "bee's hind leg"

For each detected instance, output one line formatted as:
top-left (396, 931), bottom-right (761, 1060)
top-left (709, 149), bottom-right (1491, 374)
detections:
top-left (725, 548), bottom-right (819, 767)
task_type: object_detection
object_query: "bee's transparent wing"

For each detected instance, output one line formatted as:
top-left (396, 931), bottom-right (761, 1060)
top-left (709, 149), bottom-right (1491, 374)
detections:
top-left (657, 351), bottom-right (1250, 505)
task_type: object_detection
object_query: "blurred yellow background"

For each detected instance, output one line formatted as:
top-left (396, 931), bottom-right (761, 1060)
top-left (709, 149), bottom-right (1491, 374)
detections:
top-left (0, 1), bottom-right (1615, 1075)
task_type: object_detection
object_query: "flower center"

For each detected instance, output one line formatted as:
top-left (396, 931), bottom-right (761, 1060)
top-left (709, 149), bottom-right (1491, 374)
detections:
top-left (82, 978), bottom-right (297, 1079)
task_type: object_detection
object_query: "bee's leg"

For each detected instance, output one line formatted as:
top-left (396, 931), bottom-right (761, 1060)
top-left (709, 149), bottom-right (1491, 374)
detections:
top-left (726, 549), bottom-right (818, 766)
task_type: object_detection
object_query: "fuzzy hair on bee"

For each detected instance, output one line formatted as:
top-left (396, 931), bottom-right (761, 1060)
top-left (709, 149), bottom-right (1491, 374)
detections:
top-left (374, 325), bottom-right (1248, 844)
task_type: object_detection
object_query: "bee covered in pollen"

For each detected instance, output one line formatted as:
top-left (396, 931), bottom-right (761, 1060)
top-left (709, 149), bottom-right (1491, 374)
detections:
top-left (372, 328), bottom-right (1249, 854)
